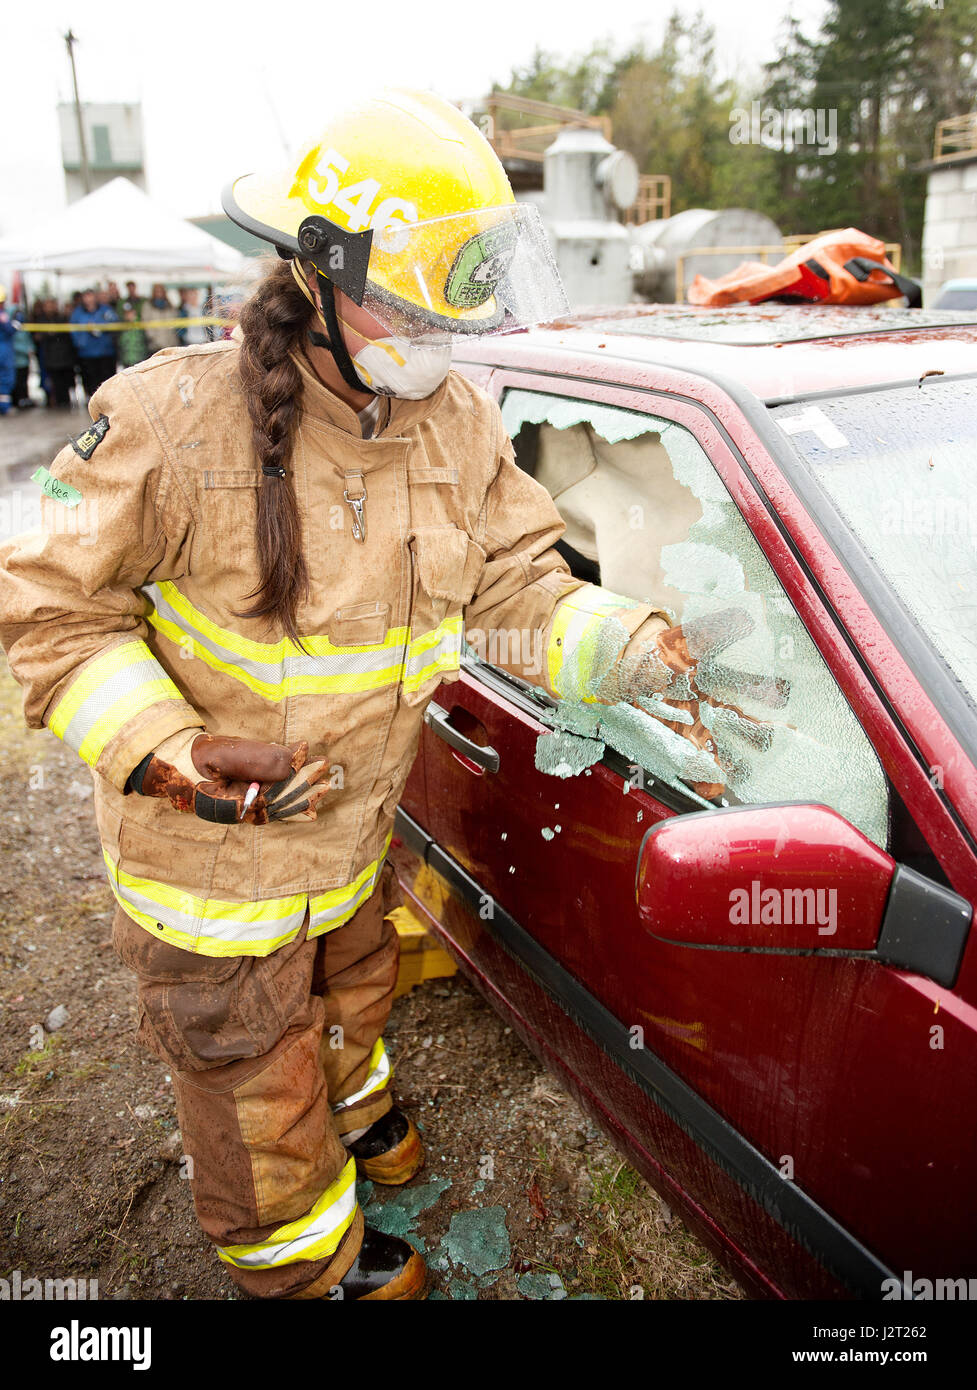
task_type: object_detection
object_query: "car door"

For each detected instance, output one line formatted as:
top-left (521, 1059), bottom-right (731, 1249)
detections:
top-left (392, 364), bottom-right (975, 1298)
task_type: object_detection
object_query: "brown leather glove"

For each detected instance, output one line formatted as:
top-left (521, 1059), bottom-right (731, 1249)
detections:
top-left (127, 730), bottom-right (330, 825)
top-left (653, 610), bottom-right (789, 797)
top-left (623, 610), bottom-right (790, 800)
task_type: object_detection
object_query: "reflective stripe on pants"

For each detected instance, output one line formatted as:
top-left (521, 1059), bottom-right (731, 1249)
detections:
top-left (332, 1037), bottom-right (392, 1114)
top-left (218, 1157), bottom-right (358, 1269)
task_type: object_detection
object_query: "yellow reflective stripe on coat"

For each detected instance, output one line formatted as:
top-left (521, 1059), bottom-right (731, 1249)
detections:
top-left (309, 836), bottom-right (391, 936)
top-left (47, 639), bottom-right (190, 768)
top-left (546, 586), bottom-right (642, 702)
top-left (103, 839), bottom-right (391, 958)
top-left (333, 1038), bottom-right (392, 1113)
top-left (403, 615), bottom-right (463, 692)
top-left (142, 580), bottom-right (461, 699)
top-left (218, 1157), bottom-right (358, 1269)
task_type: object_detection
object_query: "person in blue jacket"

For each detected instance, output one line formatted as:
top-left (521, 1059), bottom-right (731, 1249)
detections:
top-left (12, 305), bottom-right (35, 408)
top-left (0, 287), bottom-right (16, 417)
top-left (70, 288), bottom-right (118, 400)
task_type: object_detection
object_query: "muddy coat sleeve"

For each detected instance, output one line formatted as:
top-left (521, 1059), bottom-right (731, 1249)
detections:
top-left (0, 373), bottom-right (203, 790)
top-left (466, 432), bottom-right (671, 701)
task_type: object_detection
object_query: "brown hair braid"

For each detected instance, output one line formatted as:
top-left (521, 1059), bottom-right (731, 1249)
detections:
top-left (236, 257), bottom-right (313, 648)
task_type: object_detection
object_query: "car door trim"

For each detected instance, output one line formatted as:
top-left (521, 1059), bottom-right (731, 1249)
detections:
top-left (395, 803), bottom-right (899, 1298)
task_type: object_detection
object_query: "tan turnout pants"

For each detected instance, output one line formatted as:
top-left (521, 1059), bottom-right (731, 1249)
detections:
top-left (111, 864), bottom-right (401, 1298)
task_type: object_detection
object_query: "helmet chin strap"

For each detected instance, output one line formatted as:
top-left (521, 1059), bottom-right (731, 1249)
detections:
top-left (290, 258), bottom-right (376, 396)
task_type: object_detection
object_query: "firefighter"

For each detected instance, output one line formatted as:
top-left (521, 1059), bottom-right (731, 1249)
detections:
top-left (0, 89), bottom-right (677, 1300)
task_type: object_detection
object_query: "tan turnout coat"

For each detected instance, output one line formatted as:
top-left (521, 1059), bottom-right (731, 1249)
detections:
top-left (0, 340), bottom-right (666, 957)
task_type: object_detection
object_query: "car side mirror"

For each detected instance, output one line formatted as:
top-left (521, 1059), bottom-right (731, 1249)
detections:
top-left (635, 803), bottom-right (971, 987)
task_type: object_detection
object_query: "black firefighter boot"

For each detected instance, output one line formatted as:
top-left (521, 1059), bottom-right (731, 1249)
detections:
top-left (337, 1226), bottom-right (427, 1300)
top-left (345, 1106), bottom-right (425, 1185)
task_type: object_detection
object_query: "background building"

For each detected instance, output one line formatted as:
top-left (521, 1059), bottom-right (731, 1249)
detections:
top-left (58, 101), bottom-right (145, 203)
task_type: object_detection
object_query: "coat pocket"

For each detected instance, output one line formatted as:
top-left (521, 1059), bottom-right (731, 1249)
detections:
top-left (329, 600), bottom-right (391, 647)
top-left (116, 818), bottom-right (223, 947)
top-left (410, 525), bottom-right (484, 603)
top-left (404, 526), bottom-right (485, 704)
top-left (190, 472), bottom-right (261, 579)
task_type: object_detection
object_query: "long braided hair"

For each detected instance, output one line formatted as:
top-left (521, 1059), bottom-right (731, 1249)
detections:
top-left (236, 257), bottom-right (313, 647)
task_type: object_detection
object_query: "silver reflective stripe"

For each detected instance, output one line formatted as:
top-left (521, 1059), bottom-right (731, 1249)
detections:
top-left (104, 843), bottom-right (391, 959)
top-left (47, 639), bottom-right (189, 770)
top-left (57, 657), bottom-right (167, 754)
top-left (114, 876), bottom-right (307, 947)
top-left (333, 1038), bottom-right (391, 1113)
top-left (404, 619), bottom-right (462, 691)
top-left (308, 847), bottom-right (389, 936)
top-left (142, 582), bottom-right (405, 697)
top-left (219, 1157), bottom-right (358, 1269)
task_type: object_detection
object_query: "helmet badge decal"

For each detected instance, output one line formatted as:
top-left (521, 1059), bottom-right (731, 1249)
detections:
top-left (445, 224), bottom-right (517, 309)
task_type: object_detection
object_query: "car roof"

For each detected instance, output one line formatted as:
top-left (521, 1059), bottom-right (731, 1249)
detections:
top-left (456, 303), bottom-right (977, 402)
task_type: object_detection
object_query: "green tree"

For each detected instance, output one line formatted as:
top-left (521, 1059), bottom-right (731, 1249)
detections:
top-left (489, 0), bottom-right (977, 268)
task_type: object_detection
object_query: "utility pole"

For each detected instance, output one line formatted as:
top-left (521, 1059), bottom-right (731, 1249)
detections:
top-left (64, 29), bottom-right (92, 195)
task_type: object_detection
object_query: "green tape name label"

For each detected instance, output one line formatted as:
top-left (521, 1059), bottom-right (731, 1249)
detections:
top-left (32, 467), bottom-right (82, 509)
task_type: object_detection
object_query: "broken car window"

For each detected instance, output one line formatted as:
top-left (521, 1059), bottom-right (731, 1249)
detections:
top-left (483, 389), bottom-right (888, 849)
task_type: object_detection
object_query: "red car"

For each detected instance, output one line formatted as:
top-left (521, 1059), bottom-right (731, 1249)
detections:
top-left (390, 303), bottom-right (977, 1300)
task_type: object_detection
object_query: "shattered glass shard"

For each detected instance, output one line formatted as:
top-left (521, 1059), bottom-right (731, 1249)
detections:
top-left (443, 1206), bottom-right (511, 1277)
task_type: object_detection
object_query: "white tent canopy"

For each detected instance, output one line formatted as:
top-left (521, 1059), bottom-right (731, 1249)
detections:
top-left (0, 177), bottom-right (247, 281)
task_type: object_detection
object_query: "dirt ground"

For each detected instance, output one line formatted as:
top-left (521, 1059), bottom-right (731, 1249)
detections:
top-left (0, 407), bottom-right (740, 1302)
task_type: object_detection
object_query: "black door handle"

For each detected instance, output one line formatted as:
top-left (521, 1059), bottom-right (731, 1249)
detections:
top-left (424, 701), bottom-right (500, 772)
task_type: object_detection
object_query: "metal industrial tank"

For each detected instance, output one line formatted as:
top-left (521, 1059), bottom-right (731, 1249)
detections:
top-left (632, 207), bottom-right (783, 303)
top-left (541, 126), bottom-right (639, 309)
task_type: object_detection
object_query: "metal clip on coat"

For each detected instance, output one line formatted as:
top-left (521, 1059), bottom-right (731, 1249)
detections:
top-left (344, 471), bottom-right (367, 543)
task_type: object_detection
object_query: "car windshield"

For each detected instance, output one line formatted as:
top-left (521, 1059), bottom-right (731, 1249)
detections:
top-left (769, 379), bottom-right (977, 710)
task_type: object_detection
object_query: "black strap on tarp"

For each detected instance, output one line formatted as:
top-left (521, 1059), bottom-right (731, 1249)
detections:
top-left (844, 256), bottom-right (923, 308)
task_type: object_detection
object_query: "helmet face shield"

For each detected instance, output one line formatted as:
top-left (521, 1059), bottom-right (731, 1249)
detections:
top-left (357, 203), bottom-right (568, 344)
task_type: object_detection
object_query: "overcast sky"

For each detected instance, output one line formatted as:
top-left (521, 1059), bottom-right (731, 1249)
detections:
top-left (1, 0), bottom-right (828, 235)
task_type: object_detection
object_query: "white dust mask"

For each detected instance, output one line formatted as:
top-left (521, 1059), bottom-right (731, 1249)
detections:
top-left (338, 315), bottom-right (452, 399)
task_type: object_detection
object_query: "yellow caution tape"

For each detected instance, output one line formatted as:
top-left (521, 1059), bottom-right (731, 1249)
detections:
top-left (18, 316), bottom-right (233, 332)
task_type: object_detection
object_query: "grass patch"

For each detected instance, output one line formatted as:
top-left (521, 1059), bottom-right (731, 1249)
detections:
top-left (575, 1158), bottom-right (741, 1301)
top-left (13, 1033), bottom-right (62, 1078)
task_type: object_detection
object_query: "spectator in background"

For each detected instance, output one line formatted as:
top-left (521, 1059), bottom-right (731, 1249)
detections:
top-left (141, 283), bottom-right (181, 354)
top-left (117, 302), bottom-right (149, 368)
top-left (177, 286), bottom-right (214, 345)
top-left (70, 288), bottom-right (118, 400)
top-left (0, 287), bottom-right (15, 417)
top-left (12, 306), bottom-right (35, 408)
top-left (31, 297), bottom-right (50, 400)
top-left (40, 299), bottom-right (76, 409)
top-left (122, 279), bottom-right (143, 317)
top-left (94, 288), bottom-right (119, 376)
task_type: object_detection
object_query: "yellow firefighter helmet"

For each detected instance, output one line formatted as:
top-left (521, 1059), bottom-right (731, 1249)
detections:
top-left (222, 88), bottom-right (566, 342)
